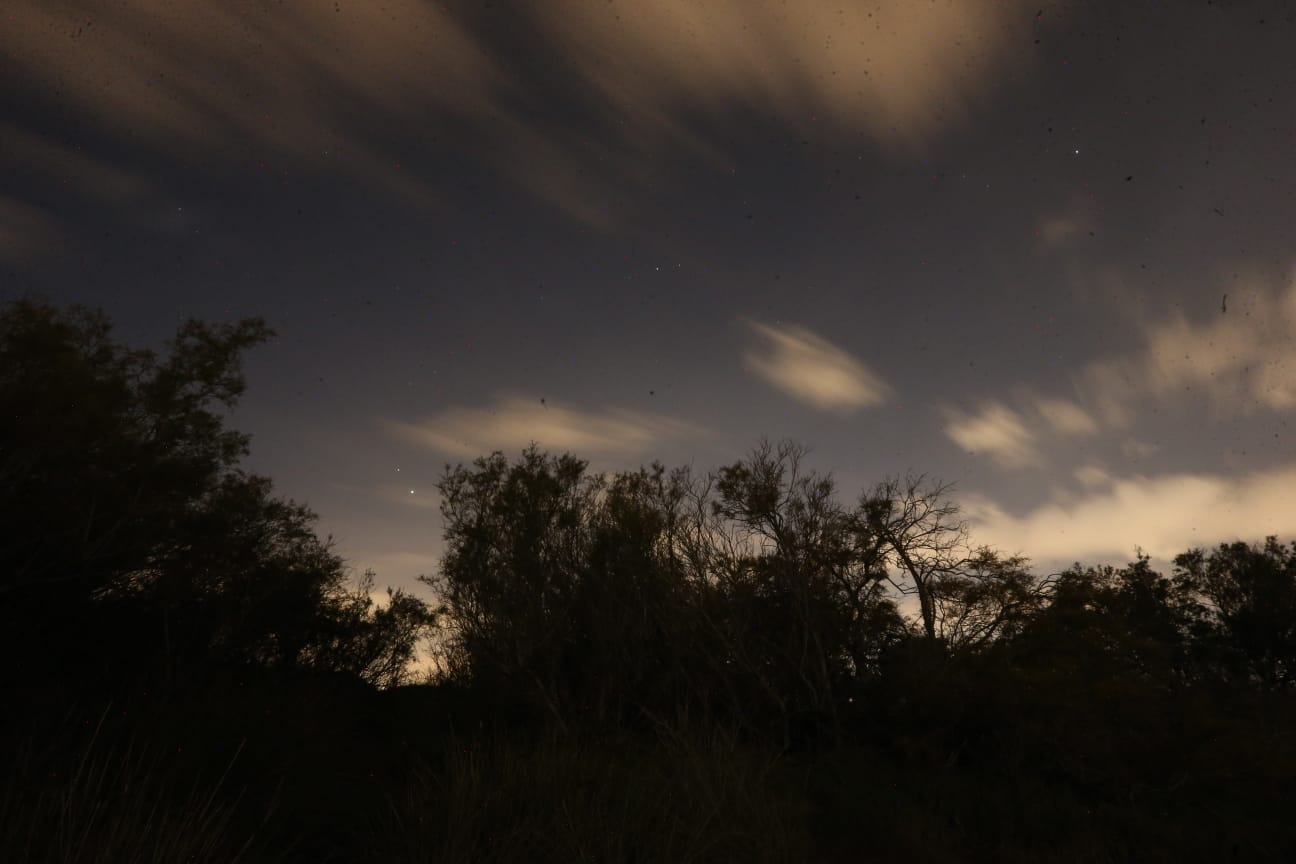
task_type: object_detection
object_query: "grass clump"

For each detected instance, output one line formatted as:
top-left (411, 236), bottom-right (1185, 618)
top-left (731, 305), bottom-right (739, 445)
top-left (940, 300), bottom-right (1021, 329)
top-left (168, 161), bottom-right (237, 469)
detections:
top-left (0, 704), bottom-right (286, 864)
top-left (370, 723), bottom-right (810, 864)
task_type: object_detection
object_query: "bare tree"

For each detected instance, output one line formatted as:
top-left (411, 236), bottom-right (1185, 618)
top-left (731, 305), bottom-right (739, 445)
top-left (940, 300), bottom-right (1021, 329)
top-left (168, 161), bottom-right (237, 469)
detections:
top-left (932, 548), bottom-right (1051, 650)
top-left (859, 474), bottom-right (972, 642)
top-left (858, 474), bottom-right (1052, 651)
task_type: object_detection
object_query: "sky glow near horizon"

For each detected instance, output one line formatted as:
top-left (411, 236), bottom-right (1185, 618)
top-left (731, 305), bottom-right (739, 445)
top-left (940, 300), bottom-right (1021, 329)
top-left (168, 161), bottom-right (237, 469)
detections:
top-left (4, 0), bottom-right (1296, 592)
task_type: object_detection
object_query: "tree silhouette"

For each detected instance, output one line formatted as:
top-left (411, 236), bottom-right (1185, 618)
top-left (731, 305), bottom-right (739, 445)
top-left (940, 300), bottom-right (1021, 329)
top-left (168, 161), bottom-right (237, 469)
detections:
top-left (710, 438), bottom-right (901, 746)
top-left (1, 301), bottom-right (268, 608)
top-left (857, 473), bottom-right (1045, 649)
top-left (930, 547), bottom-right (1047, 651)
top-left (1175, 537), bottom-right (1296, 688)
top-left (430, 439), bottom-right (913, 747)
top-left (0, 297), bottom-right (432, 690)
top-left (425, 445), bottom-right (601, 732)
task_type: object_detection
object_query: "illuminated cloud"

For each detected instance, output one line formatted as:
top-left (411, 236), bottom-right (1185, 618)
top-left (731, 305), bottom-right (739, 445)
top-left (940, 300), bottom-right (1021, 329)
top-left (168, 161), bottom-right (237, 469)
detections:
top-left (3, 0), bottom-right (1039, 226)
top-left (743, 320), bottom-right (890, 413)
top-left (1073, 464), bottom-right (1114, 489)
top-left (387, 394), bottom-right (701, 460)
top-left (944, 402), bottom-right (1041, 468)
top-left (1036, 195), bottom-right (1098, 251)
top-left (1075, 272), bottom-right (1296, 420)
top-left (950, 271), bottom-right (1296, 469)
top-left (3, 0), bottom-right (501, 209)
top-left (549, 0), bottom-right (1037, 150)
top-left (483, 0), bottom-right (1039, 220)
top-left (963, 462), bottom-right (1296, 568)
top-left (1034, 397), bottom-right (1099, 436)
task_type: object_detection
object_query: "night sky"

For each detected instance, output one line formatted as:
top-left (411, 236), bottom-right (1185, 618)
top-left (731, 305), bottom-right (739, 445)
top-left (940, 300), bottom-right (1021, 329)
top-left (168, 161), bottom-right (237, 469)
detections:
top-left (5, 0), bottom-right (1296, 601)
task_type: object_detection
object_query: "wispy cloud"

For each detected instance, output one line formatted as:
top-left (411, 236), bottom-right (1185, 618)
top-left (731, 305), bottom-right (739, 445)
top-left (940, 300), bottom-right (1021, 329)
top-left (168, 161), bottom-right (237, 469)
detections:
top-left (1077, 275), bottom-right (1296, 418)
top-left (944, 402), bottom-right (1041, 468)
top-left (2, 0), bottom-right (1039, 225)
top-left (386, 394), bottom-right (702, 460)
top-left (1035, 194), bottom-right (1099, 251)
top-left (547, 0), bottom-right (1037, 151)
top-left (1073, 464), bottom-right (1114, 488)
top-left (1034, 397), bottom-right (1099, 437)
top-left (947, 270), bottom-right (1296, 471)
top-left (963, 461), bottom-right (1296, 568)
top-left (743, 319), bottom-right (890, 413)
top-left (2, 0), bottom-right (500, 211)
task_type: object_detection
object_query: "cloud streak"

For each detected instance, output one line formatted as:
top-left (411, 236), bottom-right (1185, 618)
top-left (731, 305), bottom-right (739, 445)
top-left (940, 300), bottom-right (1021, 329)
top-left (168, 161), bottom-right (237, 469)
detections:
top-left (3, 0), bottom-right (501, 211)
top-left (743, 319), bottom-right (890, 413)
top-left (2, 0), bottom-right (1039, 229)
top-left (546, 0), bottom-right (1037, 149)
top-left (386, 394), bottom-right (702, 460)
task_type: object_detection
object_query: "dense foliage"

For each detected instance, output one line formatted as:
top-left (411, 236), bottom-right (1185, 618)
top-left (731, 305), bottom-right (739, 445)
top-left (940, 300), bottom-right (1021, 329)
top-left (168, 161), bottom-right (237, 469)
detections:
top-left (0, 298), bottom-right (434, 691)
top-left (4, 298), bottom-right (1294, 862)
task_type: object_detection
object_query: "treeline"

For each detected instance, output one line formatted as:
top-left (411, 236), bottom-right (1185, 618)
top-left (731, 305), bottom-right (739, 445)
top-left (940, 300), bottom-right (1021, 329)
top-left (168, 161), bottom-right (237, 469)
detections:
top-left (428, 440), bottom-right (1296, 746)
top-left (3, 297), bottom-right (1295, 863)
